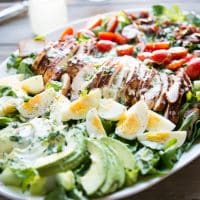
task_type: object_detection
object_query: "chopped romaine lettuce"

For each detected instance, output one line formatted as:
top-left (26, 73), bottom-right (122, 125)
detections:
top-left (7, 54), bottom-right (22, 70)
top-left (159, 147), bottom-right (182, 169)
top-left (7, 54), bottom-right (35, 78)
top-left (12, 168), bottom-right (38, 192)
top-left (45, 186), bottom-right (69, 200)
top-left (186, 12), bottom-right (200, 27)
top-left (152, 5), bottom-right (185, 22)
top-left (0, 86), bottom-right (17, 98)
top-left (135, 147), bottom-right (160, 175)
top-left (0, 117), bottom-right (13, 128)
top-left (46, 80), bottom-right (63, 92)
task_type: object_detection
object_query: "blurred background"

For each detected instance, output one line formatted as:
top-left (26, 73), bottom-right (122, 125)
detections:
top-left (0, 1), bottom-right (200, 200)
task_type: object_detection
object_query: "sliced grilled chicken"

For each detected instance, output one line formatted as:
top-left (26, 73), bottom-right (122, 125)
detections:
top-left (153, 73), bottom-right (169, 111)
top-left (32, 38), bottom-right (79, 83)
top-left (111, 57), bottom-right (132, 100)
top-left (66, 39), bottom-right (97, 79)
top-left (121, 57), bottom-right (142, 105)
top-left (61, 73), bottom-right (71, 96)
top-left (166, 75), bottom-right (182, 104)
top-left (140, 69), bottom-right (156, 96)
top-left (76, 38), bottom-right (96, 56)
top-left (164, 93), bottom-right (184, 124)
top-left (143, 72), bottom-right (162, 109)
top-left (71, 64), bottom-right (96, 99)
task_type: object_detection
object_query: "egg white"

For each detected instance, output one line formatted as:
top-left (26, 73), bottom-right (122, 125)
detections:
top-left (98, 98), bottom-right (126, 121)
top-left (115, 101), bottom-right (149, 140)
top-left (50, 94), bottom-right (71, 123)
top-left (0, 97), bottom-right (22, 116)
top-left (21, 75), bottom-right (44, 95)
top-left (18, 88), bottom-right (56, 119)
top-left (86, 108), bottom-right (106, 138)
top-left (62, 89), bottom-right (101, 121)
top-left (137, 131), bottom-right (187, 150)
top-left (147, 110), bottom-right (175, 132)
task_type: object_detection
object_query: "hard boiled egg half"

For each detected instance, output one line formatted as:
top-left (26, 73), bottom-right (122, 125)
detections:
top-left (86, 108), bottom-right (106, 138)
top-left (50, 94), bottom-right (70, 123)
top-left (98, 98), bottom-right (126, 121)
top-left (0, 74), bottom-right (27, 99)
top-left (115, 101), bottom-right (148, 140)
top-left (18, 88), bottom-right (56, 118)
top-left (21, 75), bottom-right (44, 95)
top-left (62, 89), bottom-right (101, 121)
top-left (147, 110), bottom-right (175, 132)
top-left (0, 97), bottom-right (22, 116)
top-left (137, 131), bottom-right (187, 150)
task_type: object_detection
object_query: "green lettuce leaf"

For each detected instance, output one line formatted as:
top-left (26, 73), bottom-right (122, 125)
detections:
top-left (135, 147), bottom-right (160, 175)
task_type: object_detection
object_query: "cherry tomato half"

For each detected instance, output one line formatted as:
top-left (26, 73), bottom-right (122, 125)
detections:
top-left (116, 45), bottom-right (134, 56)
top-left (96, 40), bottom-right (115, 52)
top-left (185, 58), bottom-right (200, 80)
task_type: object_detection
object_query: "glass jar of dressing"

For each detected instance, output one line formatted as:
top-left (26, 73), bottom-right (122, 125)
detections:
top-left (29, 0), bottom-right (68, 35)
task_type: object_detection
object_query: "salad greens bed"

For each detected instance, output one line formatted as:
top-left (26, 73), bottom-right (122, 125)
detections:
top-left (0, 4), bottom-right (199, 200)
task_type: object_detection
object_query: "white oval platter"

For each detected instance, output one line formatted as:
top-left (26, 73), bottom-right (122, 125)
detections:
top-left (0, 8), bottom-right (199, 200)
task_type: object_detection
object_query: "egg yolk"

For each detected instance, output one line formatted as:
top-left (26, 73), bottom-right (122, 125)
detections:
top-left (118, 113), bottom-right (140, 135)
top-left (3, 103), bottom-right (16, 114)
top-left (146, 132), bottom-right (170, 142)
top-left (22, 84), bottom-right (31, 93)
top-left (92, 116), bottom-right (105, 134)
top-left (147, 112), bottom-right (160, 128)
top-left (22, 95), bottom-right (41, 111)
top-left (69, 100), bottom-right (88, 115)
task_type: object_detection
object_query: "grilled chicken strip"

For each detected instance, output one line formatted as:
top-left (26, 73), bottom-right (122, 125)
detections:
top-left (31, 37), bottom-right (191, 124)
top-left (84, 56), bottom-right (192, 123)
top-left (32, 38), bottom-right (79, 83)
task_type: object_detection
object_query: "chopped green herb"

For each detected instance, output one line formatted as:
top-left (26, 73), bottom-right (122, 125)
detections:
top-left (33, 35), bottom-right (45, 41)
top-left (80, 89), bottom-right (88, 96)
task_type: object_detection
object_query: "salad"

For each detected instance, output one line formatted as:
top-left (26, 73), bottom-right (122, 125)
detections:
top-left (0, 4), bottom-right (200, 200)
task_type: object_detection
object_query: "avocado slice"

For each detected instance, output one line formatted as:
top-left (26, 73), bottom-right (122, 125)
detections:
top-left (0, 168), bottom-right (21, 187)
top-left (57, 171), bottom-right (75, 191)
top-left (34, 134), bottom-right (87, 176)
top-left (101, 137), bottom-right (136, 169)
top-left (80, 139), bottom-right (108, 196)
top-left (97, 141), bottom-right (125, 195)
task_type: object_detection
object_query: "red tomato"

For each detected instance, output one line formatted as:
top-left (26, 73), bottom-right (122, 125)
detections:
top-left (60, 27), bottom-right (74, 40)
top-left (86, 17), bottom-right (102, 30)
top-left (139, 10), bottom-right (149, 18)
top-left (137, 52), bottom-right (151, 61)
top-left (116, 45), bottom-right (134, 56)
top-left (166, 59), bottom-right (185, 71)
top-left (96, 40), bottom-right (115, 52)
top-left (106, 16), bottom-right (118, 32)
top-left (144, 42), bottom-right (170, 52)
top-left (169, 47), bottom-right (188, 60)
top-left (114, 33), bottom-right (128, 44)
top-left (98, 32), bottom-right (116, 41)
top-left (185, 58), bottom-right (200, 80)
top-left (183, 54), bottom-right (195, 63)
top-left (150, 50), bottom-right (171, 64)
